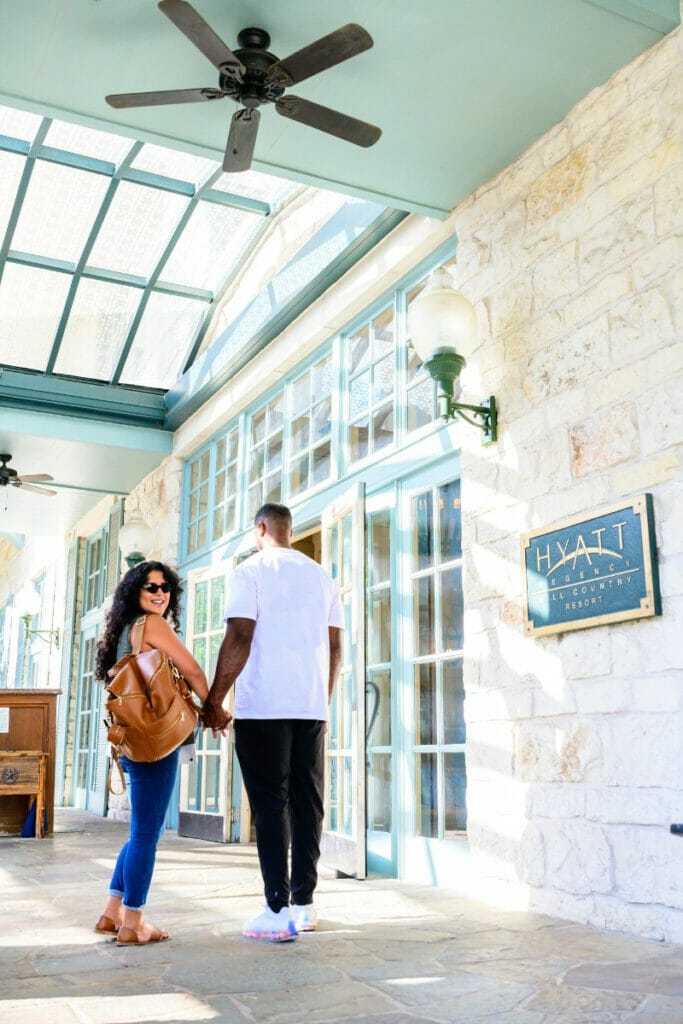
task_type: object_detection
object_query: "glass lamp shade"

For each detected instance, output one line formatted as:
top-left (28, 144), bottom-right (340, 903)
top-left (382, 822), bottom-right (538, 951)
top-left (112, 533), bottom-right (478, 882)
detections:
top-left (408, 268), bottom-right (477, 364)
top-left (15, 581), bottom-right (42, 618)
top-left (118, 509), bottom-right (153, 564)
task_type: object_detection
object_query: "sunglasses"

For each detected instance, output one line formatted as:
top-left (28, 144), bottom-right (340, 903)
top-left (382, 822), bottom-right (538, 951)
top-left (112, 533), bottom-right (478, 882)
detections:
top-left (142, 582), bottom-right (172, 594)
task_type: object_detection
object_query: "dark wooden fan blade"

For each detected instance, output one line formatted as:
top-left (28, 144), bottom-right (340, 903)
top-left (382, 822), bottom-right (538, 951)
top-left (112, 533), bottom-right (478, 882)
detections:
top-left (159, 0), bottom-right (244, 77)
top-left (266, 24), bottom-right (373, 88)
top-left (223, 109), bottom-right (260, 172)
top-left (276, 96), bottom-right (381, 148)
top-left (12, 481), bottom-right (57, 496)
top-left (17, 473), bottom-right (54, 483)
top-left (107, 88), bottom-right (223, 109)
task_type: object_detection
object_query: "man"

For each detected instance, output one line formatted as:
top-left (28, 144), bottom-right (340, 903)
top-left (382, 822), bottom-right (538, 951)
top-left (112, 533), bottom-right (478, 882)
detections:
top-left (203, 502), bottom-right (343, 943)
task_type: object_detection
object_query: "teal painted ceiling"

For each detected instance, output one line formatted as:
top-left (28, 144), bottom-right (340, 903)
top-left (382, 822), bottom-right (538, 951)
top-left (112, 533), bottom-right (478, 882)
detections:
top-left (0, 0), bottom-right (677, 217)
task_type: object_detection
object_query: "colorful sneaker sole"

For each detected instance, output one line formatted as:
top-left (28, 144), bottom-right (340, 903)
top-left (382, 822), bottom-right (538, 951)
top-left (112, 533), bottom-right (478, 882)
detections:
top-left (242, 927), bottom-right (297, 943)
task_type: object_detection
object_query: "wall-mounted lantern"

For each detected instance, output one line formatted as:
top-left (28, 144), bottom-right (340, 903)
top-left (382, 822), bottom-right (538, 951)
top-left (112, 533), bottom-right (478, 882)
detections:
top-left (408, 267), bottom-right (497, 444)
top-left (118, 508), bottom-right (154, 569)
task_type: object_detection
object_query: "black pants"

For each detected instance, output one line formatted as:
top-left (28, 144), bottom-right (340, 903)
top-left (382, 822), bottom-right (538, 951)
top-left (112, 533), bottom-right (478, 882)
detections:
top-left (234, 718), bottom-right (325, 914)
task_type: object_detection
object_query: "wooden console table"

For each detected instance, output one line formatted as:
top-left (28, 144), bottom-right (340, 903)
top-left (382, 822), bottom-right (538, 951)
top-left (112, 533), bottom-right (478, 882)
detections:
top-left (0, 689), bottom-right (60, 837)
top-left (0, 751), bottom-right (47, 837)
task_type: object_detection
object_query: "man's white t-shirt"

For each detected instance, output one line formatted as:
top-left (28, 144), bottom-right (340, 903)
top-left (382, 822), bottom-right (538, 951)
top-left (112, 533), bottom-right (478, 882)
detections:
top-left (224, 547), bottom-right (344, 721)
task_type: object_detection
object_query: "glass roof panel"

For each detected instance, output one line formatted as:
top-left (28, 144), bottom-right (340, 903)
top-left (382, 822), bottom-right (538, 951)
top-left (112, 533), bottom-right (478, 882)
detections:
top-left (44, 120), bottom-right (134, 166)
top-left (0, 263), bottom-right (71, 370)
top-left (159, 201), bottom-right (262, 291)
top-left (54, 277), bottom-right (142, 381)
top-left (119, 292), bottom-right (208, 388)
top-left (87, 180), bottom-right (189, 278)
top-left (0, 150), bottom-right (25, 241)
top-left (131, 144), bottom-right (217, 186)
top-left (212, 169), bottom-right (298, 207)
top-left (12, 160), bottom-right (110, 264)
top-left (0, 104), bottom-right (42, 144)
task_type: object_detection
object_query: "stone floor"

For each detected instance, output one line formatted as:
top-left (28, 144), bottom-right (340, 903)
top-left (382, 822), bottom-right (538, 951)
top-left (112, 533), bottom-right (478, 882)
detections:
top-left (1, 809), bottom-right (682, 1024)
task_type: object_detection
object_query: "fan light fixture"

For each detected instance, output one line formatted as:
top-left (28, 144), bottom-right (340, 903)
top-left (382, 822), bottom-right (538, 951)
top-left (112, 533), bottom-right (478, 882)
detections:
top-left (408, 268), bottom-right (497, 444)
top-left (15, 582), bottom-right (60, 649)
top-left (118, 508), bottom-right (154, 569)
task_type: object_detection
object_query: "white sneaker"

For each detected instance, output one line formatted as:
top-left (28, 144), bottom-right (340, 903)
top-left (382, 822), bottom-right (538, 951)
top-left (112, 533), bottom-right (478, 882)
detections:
top-left (291, 903), bottom-right (318, 931)
top-left (242, 906), bottom-right (298, 942)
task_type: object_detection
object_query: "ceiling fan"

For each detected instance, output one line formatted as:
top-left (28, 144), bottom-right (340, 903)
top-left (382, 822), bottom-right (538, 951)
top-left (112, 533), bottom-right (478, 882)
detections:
top-left (0, 454), bottom-right (56, 497)
top-left (106, 0), bottom-right (382, 172)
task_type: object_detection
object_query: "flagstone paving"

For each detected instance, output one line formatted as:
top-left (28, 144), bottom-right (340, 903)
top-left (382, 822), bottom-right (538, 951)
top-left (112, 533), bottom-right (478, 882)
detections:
top-left (1, 809), bottom-right (681, 1023)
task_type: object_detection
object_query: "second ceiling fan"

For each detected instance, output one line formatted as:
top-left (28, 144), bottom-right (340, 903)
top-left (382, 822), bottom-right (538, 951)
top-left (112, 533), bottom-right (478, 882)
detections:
top-left (106, 0), bottom-right (382, 172)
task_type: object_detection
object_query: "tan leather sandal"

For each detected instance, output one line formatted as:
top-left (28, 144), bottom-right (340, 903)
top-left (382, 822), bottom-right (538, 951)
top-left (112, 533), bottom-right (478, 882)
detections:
top-left (116, 925), bottom-right (170, 946)
top-left (94, 914), bottom-right (119, 934)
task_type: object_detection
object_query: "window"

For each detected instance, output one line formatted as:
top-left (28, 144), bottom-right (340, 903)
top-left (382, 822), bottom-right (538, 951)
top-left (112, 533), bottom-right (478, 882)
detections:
top-left (287, 351), bottom-right (334, 498)
top-left (186, 449), bottom-right (211, 556)
top-left (84, 534), bottom-right (108, 613)
top-left (246, 393), bottom-right (284, 519)
top-left (212, 426), bottom-right (240, 541)
top-left (347, 306), bottom-right (395, 463)
top-left (411, 478), bottom-right (466, 838)
top-left (405, 280), bottom-right (437, 432)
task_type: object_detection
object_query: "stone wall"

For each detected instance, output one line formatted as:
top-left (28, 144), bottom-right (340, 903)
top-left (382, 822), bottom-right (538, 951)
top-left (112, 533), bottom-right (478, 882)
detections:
top-left (452, 24), bottom-right (682, 940)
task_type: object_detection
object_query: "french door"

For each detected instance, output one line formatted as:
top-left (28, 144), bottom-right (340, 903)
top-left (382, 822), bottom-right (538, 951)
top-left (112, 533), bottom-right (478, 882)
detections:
top-left (178, 562), bottom-right (238, 842)
top-left (74, 626), bottom-right (106, 812)
top-left (400, 470), bottom-right (468, 882)
top-left (321, 483), bottom-right (367, 878)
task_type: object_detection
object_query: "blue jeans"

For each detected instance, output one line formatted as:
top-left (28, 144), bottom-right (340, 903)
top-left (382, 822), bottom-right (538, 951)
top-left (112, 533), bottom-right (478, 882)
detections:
top-left (109, 749), bottom-right (179, 911)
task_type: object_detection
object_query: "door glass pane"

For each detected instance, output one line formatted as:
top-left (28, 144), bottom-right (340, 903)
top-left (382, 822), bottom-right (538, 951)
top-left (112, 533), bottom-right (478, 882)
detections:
top-left (369, 511), bottom-right (390, 585)
top-left (194, 581), bottom-right (208, 634)
top-left (341, 514), bottom-right (352, 587)
top-left (369, 589), bottom-right (391, 665)
top-left (186, 761), bottom-right (199, 809)
top-left (414, 492), bottom-right (434, 569)
top-left (443, 659), bottom-right (466, 744)
top-left (444, 752), bottom-right (467, 834)
top-left (439, 479), bottom-right (462, 560)
top-left (193, 637), bottom-right (207, 671)
top-left (440, 566), bottom-right (464, 652)
top-left (204, 755), bottom-right (220, 812)
top-left (416, 753), bottom-right (438, 838)
top-left (414, 576), bottom-right (435, 657)
top-left (328, 757), bottom-right (338, 830)
top-left (328, 523), bottom-right (339, 581)
top-left (415, 663), bottom-right (436, 745)
top-left (209, 633), bottom-right (222, 679)
top-left (343, 757), bottom-right (353, 835)
top-left (367, 752), bottom-right (391, 832)
top-left (210, 577), bottom-right (225, 630)
top-left (367, 669), bottom-right (391, 746)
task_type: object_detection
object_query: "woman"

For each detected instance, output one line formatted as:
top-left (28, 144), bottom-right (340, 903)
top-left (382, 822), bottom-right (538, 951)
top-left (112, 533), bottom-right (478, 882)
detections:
top-left (93, 560), bottom-right (229, 946)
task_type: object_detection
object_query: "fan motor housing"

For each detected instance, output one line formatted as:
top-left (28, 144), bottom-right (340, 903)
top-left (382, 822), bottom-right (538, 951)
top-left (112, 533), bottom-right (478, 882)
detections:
top-left (221, 27), bottom-right (286, 107)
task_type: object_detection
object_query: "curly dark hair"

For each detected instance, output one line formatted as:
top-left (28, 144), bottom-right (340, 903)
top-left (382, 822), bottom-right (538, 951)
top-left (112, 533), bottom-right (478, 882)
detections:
top-left (95, 561), bottom-right (183, 682)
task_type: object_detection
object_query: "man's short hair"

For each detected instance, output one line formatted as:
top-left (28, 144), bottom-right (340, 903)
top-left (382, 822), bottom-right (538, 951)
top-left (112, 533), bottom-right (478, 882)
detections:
top-left (254, 502), bottom-right (292, 532)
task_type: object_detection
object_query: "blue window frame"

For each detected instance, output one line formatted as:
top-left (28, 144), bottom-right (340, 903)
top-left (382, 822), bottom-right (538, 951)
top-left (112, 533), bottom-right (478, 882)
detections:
top-left (84, 531), bottom-right (108, 613)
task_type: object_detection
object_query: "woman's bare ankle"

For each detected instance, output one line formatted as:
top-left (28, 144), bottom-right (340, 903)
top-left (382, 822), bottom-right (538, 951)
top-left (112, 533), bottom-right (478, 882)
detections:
top-left (102, 895), bottom-right (123, 925)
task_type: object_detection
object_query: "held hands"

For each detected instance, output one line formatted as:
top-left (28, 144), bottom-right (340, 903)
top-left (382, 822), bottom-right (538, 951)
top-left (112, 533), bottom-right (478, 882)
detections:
top-left (201, 700), bottom-right (232, 735)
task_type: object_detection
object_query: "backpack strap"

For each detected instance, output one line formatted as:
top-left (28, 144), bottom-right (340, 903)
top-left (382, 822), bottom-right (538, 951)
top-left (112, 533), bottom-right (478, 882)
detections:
top-left (108, 747), bottom-right (126, 796)
top-left (130, 614), bottom-right (147, 656)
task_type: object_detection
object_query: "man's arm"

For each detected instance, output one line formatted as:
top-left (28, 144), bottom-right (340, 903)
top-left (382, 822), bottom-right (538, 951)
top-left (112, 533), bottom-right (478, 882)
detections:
top-left (203, 617), bottom-right (256, 730)
top-left (328, 626), bottom-right (342, 702)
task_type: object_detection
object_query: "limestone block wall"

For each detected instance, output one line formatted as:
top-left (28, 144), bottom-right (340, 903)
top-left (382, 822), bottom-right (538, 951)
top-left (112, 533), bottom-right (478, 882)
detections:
top-left (452, 23), bottom-right (682, 941)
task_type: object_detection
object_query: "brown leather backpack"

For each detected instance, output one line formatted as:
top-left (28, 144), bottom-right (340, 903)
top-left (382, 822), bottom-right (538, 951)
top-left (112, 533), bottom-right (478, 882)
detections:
top-left (105, 615), bottom-right (199, 763)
